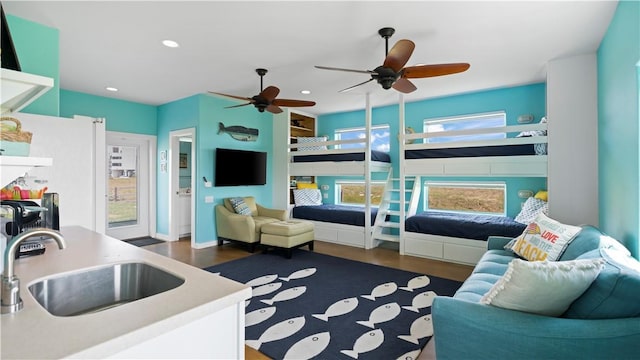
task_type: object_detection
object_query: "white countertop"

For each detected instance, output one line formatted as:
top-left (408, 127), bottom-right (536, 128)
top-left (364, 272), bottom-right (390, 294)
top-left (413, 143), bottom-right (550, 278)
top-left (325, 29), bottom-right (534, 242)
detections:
top-left (0, 226), bottom-right (251, 359)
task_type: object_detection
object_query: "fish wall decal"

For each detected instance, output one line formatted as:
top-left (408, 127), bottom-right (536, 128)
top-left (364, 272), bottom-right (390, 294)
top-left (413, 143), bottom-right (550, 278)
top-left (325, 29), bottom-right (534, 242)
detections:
top-left (218, 122), bottom-right (259, 141)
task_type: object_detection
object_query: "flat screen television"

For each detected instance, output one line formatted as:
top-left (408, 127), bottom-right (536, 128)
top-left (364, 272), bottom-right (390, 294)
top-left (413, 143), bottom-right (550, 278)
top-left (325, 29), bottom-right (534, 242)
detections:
top-left (215, 148), bottom-right (267, 186)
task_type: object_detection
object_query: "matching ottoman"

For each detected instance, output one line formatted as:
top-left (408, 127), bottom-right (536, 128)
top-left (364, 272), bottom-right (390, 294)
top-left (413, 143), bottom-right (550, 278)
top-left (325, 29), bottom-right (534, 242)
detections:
top-left (260, 220), bottom-right (315, 258)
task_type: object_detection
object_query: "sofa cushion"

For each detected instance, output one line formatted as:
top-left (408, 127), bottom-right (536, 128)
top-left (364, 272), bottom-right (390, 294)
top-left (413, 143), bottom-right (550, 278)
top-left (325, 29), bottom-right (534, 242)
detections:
top-left (558, 225), bottom-right (630, 261)
top-left (514, 197), bottom-right (548, 225)
top-left (480, 258), bottom-right (604, 316)
top-left (505, 213), bottom-right (581, 261)
top-left (228, 197), bottom-right (252, 215)
top-left (564, 248), bottom-right (640, 319)
top-left (252, 216), bottom-right (280, 234)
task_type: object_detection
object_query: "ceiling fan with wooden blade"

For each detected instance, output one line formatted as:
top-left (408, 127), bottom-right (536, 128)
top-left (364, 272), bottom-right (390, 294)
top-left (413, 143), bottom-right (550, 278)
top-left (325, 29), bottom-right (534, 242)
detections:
top-left (209, 68), bottom-right (316, 114)
top-left (315, 27), bottom-right (470, 94)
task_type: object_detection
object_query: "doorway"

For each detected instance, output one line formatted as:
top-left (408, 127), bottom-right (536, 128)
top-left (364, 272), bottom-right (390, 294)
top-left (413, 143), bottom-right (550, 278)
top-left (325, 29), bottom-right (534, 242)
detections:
top-left (169, 128), bottom-right (196, 246)
top-left (106, 132), bottom-right (156, 240)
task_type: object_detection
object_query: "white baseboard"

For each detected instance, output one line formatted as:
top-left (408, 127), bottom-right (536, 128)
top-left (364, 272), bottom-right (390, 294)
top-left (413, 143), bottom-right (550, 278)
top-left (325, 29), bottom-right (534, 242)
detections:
top-left (192, 240), bottom-right (218, 249)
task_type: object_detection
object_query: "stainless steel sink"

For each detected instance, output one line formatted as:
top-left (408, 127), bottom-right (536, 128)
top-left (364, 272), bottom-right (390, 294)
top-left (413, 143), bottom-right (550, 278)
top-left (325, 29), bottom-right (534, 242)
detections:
top-left (28, 262), bottom-right (185, 317)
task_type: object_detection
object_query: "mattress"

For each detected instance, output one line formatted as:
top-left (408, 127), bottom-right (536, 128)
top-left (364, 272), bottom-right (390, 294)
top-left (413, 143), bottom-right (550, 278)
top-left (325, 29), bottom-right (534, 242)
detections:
top-left (293, 150), bottom-right (391, 163)
top-left (292, 204), bottom-right (379, 227)
top-left (405, 144), bottom-right (543, 159)
top-left (405, 211), bottom-right (526, 241)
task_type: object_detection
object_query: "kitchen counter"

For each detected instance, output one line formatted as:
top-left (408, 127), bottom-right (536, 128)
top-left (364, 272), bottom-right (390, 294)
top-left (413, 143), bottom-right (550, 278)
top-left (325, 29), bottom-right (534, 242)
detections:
top-left (0, 226), bottom-right (251, 359)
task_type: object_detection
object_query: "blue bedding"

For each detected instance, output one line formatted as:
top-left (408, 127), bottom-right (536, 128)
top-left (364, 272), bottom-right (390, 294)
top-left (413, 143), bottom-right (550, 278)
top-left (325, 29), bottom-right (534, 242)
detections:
top-left (292, 204), bottom-right (379, 227)
top-left (405, 211), bottom-right (526, 241)
top-left (405, 144), bottom-right (538, 159)
top-left (293, 150), bottom-right (391, 163)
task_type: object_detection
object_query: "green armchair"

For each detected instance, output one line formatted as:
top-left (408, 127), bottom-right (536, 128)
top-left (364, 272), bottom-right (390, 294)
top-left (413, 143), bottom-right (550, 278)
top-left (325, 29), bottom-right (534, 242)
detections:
top-left (215, 196), bottom-right (288, 252)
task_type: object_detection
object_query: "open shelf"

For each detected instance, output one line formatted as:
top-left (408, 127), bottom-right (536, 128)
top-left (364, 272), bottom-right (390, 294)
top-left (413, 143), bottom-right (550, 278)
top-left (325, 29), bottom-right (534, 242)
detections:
top-left (1, 68), bottom-right (54, 114)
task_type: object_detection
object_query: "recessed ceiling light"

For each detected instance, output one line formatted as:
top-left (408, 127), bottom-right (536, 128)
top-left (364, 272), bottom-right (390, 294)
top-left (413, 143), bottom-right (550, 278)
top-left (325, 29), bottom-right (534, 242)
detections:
top-left (300, 90), bottom-right (311, 95)
top-left (162, 39), bottom-right (179, 48)
top-left (106, 87), bottom-right (118, 92)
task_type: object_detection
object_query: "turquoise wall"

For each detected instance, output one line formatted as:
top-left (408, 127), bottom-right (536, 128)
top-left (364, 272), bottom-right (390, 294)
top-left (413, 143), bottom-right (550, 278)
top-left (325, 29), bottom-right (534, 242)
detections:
top-left (6, 15), bottom-right (59, 116)
top-left (597, 0), bottom-right (640, 258)
top-left (317, 83), bottom-right (548, 218)
top-left (60, 89), bottom-right (157, 134)
top-left (156, 94), bottom-right (274, 244)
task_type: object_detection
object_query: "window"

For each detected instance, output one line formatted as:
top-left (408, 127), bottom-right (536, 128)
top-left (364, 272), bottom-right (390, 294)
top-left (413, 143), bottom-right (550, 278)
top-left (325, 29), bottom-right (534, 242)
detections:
top-left (335, 125), bottom-right (390, 152)
top-left (423, 111), bottom-right (506, 143)
top-left (336, 181), bottom-right (386, 206)
top-left (424, 181), bottom-right (506, 215)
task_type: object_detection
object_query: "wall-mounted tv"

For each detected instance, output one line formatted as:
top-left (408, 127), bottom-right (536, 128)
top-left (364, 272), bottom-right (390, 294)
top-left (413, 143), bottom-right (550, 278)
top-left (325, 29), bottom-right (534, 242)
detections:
top-left (215, 148), bottom-right (267, 186)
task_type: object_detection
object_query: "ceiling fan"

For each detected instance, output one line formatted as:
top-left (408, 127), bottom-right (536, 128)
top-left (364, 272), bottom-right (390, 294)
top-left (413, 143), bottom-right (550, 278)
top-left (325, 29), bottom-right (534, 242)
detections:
top-left (209, 68), bottom-right (316, 114)
top-left (315, 27), bottom-right (470, 94)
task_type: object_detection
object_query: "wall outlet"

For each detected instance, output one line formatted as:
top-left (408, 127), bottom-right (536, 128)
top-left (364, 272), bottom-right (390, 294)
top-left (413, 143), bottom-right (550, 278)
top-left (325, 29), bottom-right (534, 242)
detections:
top-left (323, 193), bottom-right (328, 199)
top-left (205, 196), bottom-right (214, 203)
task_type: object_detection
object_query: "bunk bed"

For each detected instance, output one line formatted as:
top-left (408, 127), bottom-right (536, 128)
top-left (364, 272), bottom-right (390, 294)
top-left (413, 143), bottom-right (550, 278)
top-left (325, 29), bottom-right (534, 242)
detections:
top-left (288, 135), bottom-right (392, 249)
top-left (399, 121), bottom-right (548, 265)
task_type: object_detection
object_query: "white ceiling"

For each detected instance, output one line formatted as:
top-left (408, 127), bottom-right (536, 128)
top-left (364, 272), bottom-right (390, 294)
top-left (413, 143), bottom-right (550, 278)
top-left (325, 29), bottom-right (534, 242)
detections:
top-left (3, 1), bottom-right (618, 115)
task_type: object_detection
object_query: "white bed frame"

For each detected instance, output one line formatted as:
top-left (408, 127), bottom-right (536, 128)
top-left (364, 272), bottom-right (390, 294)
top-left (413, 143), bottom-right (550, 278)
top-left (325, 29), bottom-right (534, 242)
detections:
top-left (288, 95), bottom-right (391, 249)
top-left (397, 96), bottom-right (547, 264)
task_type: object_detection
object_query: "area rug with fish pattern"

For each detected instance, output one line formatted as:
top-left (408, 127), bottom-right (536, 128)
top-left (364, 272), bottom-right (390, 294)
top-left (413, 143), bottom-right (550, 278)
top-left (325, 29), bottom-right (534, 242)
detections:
top-left (204, 249), bottom-right (462, 360)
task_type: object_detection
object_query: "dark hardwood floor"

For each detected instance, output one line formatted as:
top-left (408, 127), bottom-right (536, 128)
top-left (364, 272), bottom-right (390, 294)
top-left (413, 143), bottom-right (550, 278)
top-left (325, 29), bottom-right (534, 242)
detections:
top-left (142, 238), bottom-right (474, 359)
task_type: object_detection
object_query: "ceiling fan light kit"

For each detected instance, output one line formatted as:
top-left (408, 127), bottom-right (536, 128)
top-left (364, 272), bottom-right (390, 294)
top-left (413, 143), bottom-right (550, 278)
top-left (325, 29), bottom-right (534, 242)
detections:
top-left (316, 27), bottom-right (470, 94)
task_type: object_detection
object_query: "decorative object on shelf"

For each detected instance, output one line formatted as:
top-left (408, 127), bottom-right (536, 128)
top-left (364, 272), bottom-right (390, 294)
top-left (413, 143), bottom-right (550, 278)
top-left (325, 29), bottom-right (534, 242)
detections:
top-left (0, 117), bottom-right (33, 156)
top-left (179, 153), bottom-right (188, 168)
top-left (209, 68), bottom-right (315, 114)
top-left (218, 122), bottom-right (259, 142)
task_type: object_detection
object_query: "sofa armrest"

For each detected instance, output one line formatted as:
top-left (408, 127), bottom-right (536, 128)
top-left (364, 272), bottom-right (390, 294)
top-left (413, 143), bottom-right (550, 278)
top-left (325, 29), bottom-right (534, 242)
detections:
top-left (257, 204), bottom-right (288, 221)
top-left (215, 205), bottom-right (256, 241)
top-left (432, 296), bottom-right (640, 360)
top-left (487, 236), bottom-right (513, 250)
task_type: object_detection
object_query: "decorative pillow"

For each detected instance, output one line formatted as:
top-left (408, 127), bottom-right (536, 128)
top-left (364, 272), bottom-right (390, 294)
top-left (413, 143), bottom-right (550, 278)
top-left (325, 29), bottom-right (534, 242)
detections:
top-left (565, 248), bottom-right (640, 319)
top-left (296, 182), bottom-right (318, 190)
top-left (293, 189), bottom-right (322, 206)
top-left (480, 258), bottom-right (604, 316)
top-left (296, 136), bottom-right (328, 151)
top-left (228, 197), bottom-right (252, 215)
top-left (514, 197), bottom-right (548, 225)
top-left (505, 213), bottom-right (581, 261)
top-left (534, 190), bottom-right (548, 202)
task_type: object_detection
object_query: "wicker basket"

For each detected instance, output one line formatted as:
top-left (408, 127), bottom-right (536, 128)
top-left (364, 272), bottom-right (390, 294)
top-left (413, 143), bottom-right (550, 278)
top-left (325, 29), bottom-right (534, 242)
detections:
top-left (0, 117), bottom-right (32, 156)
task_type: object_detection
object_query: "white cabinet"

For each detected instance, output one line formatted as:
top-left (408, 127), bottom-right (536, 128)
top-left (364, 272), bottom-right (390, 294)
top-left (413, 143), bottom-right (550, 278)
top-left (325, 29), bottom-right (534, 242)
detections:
top-left (179, 194), bottom-right (191, 236)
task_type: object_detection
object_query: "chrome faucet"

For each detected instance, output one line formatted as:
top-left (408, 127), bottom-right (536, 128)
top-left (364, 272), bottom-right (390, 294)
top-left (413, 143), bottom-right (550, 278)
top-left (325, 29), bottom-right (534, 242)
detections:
top-left (1, 228), bottom-right (67, 314)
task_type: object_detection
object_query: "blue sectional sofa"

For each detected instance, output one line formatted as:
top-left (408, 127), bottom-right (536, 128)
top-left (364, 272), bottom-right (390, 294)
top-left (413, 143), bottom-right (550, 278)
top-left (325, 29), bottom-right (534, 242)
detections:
top-left (432, 225), bottom-right (640, 360)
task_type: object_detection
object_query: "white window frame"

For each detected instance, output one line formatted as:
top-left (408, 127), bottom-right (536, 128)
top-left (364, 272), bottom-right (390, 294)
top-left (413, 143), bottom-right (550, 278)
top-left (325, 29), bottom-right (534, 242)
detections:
top-left (423, 111), bottom-right (506, 143)
top-left (335, 180), bottom-right (386, 206)
top-left (334, 124), bottom-right (390, 152)
top-left (423, 181), bottom-right (507, 216)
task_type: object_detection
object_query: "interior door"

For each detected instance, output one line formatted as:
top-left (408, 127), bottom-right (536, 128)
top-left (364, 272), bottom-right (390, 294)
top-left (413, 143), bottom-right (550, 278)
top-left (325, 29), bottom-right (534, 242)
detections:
top-left (106, 132), bottom-right (152, 240)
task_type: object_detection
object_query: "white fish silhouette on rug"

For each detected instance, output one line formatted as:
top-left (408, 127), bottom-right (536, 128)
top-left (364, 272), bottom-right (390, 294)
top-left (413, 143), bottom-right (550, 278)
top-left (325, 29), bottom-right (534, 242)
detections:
top-left (399, 275), bottom-right (431, 292)
top-left (280, 267), bottom-right (317, 282)
top-left (356, 302), bottom-right (401, 328)
top-left (312, 297), bottom-right (359, 322)
top-left (361, 282), bottom-right (398, 300)
top-left (396, 349), bottom-right (421, 360)
top-left (245, 306), bottom-right (277, 327)
top-left (283, 331), bottom-right (331, 360)
top-left (341, 328), bottom-right (385, 359)
top-left (245, 316), bottom-right (306, 350)
top-left (398, 314), bottom-right (434, 345)
top-left (246, 274), bottom-right (278, 287)
top-left (252, 282), bottom-right (283, 297)
top-left (402, 291), bottom-right (437, 313)
top-left (261, 286), bottom-right (307, 305)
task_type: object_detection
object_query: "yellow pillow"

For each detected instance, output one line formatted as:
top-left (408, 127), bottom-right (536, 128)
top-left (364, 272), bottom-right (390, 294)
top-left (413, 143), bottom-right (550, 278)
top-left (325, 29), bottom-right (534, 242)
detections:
top-left (297, 182), bottom-right (318, 189)
top-left (534, 190), bottom-right (548, 202)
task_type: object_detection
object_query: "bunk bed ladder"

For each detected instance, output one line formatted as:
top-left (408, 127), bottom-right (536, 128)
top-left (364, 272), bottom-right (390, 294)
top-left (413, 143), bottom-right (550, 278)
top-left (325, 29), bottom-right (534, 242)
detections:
top-left (372, 170), bottom-right (416, 245)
